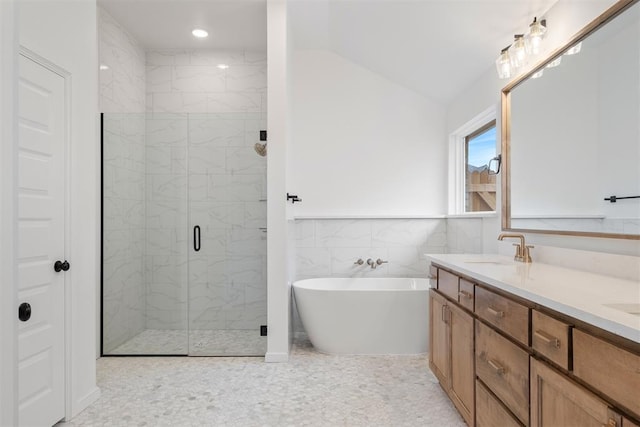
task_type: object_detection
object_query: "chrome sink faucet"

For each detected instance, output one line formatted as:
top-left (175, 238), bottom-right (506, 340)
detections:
top-left (497, 233), bottom-right (533, 263)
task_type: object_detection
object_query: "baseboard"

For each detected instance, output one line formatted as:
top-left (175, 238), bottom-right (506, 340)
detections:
top-left (264, 352), bottom-right (289, 363)
top-left (70, 386), bottom-right (101, 419)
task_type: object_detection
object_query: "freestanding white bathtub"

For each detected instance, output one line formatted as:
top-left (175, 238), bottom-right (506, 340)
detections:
top-left (293, 277), bottom-right (429, 355)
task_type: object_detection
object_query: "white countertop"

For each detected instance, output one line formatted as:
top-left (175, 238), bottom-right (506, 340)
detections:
top-left (425, 254), bottom-right (640, 344)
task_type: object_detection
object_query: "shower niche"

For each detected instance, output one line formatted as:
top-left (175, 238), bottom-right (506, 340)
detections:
top-left (102, 112), bottom-right (267, 356)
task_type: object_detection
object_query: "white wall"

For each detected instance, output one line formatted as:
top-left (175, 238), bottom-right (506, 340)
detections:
top-left (0, 1), bottom-right (17, 424)
top-left (446, 0), bottom-right (640, 257)
top-left (19, 0), bottom-right (100, 417)
top-left (291, 50), bottom-right (446, 217)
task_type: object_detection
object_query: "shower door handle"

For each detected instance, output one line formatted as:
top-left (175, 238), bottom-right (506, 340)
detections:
top-left (193, 225), bottom-right (201, 252)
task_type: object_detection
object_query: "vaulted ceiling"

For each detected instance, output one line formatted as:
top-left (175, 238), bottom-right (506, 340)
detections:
top-left (99, 0), bottom-right (559, 104)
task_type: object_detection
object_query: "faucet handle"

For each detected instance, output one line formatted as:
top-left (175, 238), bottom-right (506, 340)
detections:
top-left (376, 258), bottom-right (388, 265)
top-left (523, 245), bottom-right (534, 263)
top-left (354, 258), bottom-right (364, 265)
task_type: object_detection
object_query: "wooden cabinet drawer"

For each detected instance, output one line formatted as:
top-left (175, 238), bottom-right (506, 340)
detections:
top-left (573, 329), bottom-right (640, 417)
top-left (476, 286), bottom-right (529, 346)
top-left (476, 320), bottom-right (530, 425)
top-left (438, 268), bottom-right (459, 301)
top-left (458, 278), bottom-right (474, 311)
top-left (532, 310), bottom-right (570, 370)
top-left (476, 380), bottom-right (523, 427)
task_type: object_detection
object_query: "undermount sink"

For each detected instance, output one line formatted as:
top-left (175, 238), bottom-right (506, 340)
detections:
top-left (604, 303), bottom-right (640, 317)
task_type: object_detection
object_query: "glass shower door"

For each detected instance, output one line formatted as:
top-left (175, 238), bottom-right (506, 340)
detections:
top-left (187, 113), bottom-right (267, 356)
top-left (102, 112), bottom-right (189, 355)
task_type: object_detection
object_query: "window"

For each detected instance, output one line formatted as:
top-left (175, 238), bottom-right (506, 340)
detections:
top-left (464, 121), bottom-right (497, 212)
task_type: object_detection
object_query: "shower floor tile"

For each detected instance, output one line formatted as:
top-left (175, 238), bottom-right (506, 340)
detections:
top-left (107, 329), bottom-right (266, 356)
top-left (59, 336), bottom-right (465, 426)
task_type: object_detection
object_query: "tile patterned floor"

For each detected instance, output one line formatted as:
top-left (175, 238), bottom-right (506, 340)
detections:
top-left (108, 329), bottom-right (267, 356)
top-left (58, 337), bottom-right (465, 426)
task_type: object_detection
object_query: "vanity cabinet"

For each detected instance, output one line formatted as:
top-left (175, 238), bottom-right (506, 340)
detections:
top-left (476, 380), bottom-right (522, 427)
top-left (476, 321), bottom-right (529, 424)
top-left (573, 329), bottom-right (640, 417)
top-left (531, 310), bottom-right (570, 370)
top-left (530, 357), bottom-right (621, 427)
top-left (428, 288), bottom-right (475, 426)
top-left (429, 263), bottom-right (640, 427)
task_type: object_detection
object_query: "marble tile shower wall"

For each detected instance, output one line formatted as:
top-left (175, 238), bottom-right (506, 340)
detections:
top-left (146, 50), bottom-right (267, 114)
top-left (102, 115), bottom-right (146, 353)
top-left (98, 8), bottom-right (146, 113)
top-left (144, 49), bottom-right (267, 332)
top-left (99, 8), bottom-right (147, 353)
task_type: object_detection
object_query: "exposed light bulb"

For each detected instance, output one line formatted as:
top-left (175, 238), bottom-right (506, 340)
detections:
top-left (99, 64), bottom-right (109, 71)
top-left (217, 64), bottom-right (229, 70)
top-left (192, 28), bottom-right (209, 38)
top-left (565, 42), bottom-right (582, 55)
top-left (495, 48), bottom-right (512, 79)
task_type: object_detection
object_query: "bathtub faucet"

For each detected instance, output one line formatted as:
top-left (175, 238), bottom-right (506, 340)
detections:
top-left (366, 258), bottom-right (377, 269)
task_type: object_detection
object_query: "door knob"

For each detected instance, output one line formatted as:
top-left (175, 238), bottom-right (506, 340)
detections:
top-left (18, 302), bottom-right (31, 321)
top-left (54, 260), bottom-right (70, 272)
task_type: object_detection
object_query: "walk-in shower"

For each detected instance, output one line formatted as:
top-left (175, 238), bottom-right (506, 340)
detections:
top-left (101, 112), bottom-right (267, 356)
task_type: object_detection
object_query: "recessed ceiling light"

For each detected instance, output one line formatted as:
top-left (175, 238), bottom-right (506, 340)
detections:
top-left (99, 64), bottom-right (109, 70)
top-left (192, 28), bottom-right (209, 38)
top-left (217, 64), bottom-right (229, 70)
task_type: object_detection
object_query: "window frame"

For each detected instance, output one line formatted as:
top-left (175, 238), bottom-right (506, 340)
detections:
top-left (448, 106), bottom-right (498, 216)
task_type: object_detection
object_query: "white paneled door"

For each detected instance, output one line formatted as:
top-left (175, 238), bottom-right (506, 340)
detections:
top-left (17, 54), bottom-right (66, 426)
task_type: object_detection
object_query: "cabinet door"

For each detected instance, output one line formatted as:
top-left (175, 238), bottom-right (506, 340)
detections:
top-left (429, 290), bottom-right (449, 387)
top-left (449, 303), bottom-right (475, 426)
top-left (531, 357), bottom-right (620, 427)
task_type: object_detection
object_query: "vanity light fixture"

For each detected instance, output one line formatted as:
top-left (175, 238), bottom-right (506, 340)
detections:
top-left (192, 28), bottom-right (209, 38)
top-left (495, 46), bottom-right (513, 79)
top-left (217, 64), bottom-right (229, 69)
top-left (495, 16), bottom-right (548, 79)
top-left (525, 17), bottom-right (547, 55)
top-left (99, 64), bottom-right (109, 71)
top-left (509, 34), bottom-right (528, 69)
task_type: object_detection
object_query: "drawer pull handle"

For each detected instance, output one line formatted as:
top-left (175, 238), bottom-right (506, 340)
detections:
top-left (534, 330), bottom-right (561, 348)
top-left (487, 358), bottom-right (505, 375)
top-left (487, 306), bottom-right (505, 318)
top-left (458, 290), bottom-right (472, 299)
